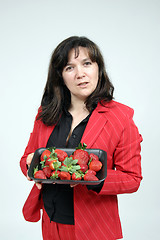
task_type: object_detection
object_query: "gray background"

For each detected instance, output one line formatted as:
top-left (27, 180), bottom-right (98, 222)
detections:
top-left (0, 0), bottom-right (159, 239)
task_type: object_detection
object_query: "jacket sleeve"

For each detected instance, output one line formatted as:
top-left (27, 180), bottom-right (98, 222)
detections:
top-left (94, 109), bottom-right (143, 195)
top-left (20, 113), bottom-right (40, 177)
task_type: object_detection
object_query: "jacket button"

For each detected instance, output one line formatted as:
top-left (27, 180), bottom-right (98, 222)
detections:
top-left (72, 134), bottom-right (76, 139)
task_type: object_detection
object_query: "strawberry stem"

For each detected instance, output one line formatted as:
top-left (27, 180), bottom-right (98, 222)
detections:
top-left (75, 143), bottom-right (87, 150)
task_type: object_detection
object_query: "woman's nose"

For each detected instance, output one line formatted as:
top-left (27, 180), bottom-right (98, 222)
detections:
top-left (76, 66), bottom-right (85, 79)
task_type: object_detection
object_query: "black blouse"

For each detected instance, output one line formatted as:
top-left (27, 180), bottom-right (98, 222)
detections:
top-left (42, 109), bottom-right (91, 225)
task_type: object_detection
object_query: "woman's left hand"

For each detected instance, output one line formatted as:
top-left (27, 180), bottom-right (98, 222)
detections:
top-left (35, 182), bottom-right (42, 190)
top-left (70, 183), bottom-right (79, 187)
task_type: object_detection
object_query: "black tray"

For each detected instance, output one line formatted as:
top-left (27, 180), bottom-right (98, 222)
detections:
top-left (28, 147), bottom-right (107, 185)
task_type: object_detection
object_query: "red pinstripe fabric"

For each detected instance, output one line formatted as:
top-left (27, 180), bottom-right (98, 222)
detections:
top-left (42, 208), bottom-right (76, 240)
top-left (20, 100), bottom-right (143, 240)
top-left (74, 185), bottom-right (120, 240)
top-left (22, 184), bottom-right (42, 222)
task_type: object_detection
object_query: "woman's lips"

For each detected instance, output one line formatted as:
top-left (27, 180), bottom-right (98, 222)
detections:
top-left (78, 82), bottom-right (89, 87)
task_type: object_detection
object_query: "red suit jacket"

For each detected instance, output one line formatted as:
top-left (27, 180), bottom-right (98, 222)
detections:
top-left (20, 100), bottom-right (143, 240)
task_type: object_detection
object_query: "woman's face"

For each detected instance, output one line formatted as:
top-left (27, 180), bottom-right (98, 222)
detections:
top-left (62, 47), bottom-right (99, 103)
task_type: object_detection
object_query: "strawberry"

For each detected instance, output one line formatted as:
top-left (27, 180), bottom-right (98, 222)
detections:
top-left (49, 159), bottom-right (61, 170)
top-left (85, 169), bottom-right (96, 175)
top-left (34, 166), bottom-right (47, 179)
top-left (72, 172), bottom-right (82, 180)
top-left (79, 164), bottom-right (88, 173)
top-left (54, 149), bottom-right (68, 162)
top-left (42, 166), bottom-right (52, 178)
top-left (83, 173), bottom-right (99, 181)
top-left (45, 157), bottom-right (52, 166)
top-left (40, 149), bottom-right (51, 162)
top-left (59, 171), bottom-right (71, 180)
top-left (89, 160), bottom-right (102, 172)
top-left (89, 153), bottom-right (99, 161)
top-left (50, 170), bottom-right (61, 179)
top-left (73, 143), bottom-right (89, 165)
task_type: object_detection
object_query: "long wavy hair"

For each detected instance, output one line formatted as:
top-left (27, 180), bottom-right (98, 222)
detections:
top-left (38, 36), bottom-right (114, 125)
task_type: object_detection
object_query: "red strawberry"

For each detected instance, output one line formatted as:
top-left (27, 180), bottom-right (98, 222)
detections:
top-left (45, 157), bottom-right (52, 166)
top-left (34, 167), bottom-right (47, 179)
top-left (50, 170), bottom-right (61, 179)
top-left (40, 149), bottom-right (51, 162)
top-left (59, 171), bottom-right (71, 180)
top-left (54, 149), bottom-right (68, 162)
top-left (42, 166), bottom-right (52, 178)
top-left (79, 164), bottom-right (88, 173)
top-left (85, 169), bottom-right (96, 175)
top-left (73, 143), bottom-right (89, 165)
top-left (89, 160), bottom-right (102, 172)
top-left (89, 153), bottom-right (99, 161)
top-left (72, 172), bottom-right (82, 180)
top-left (83, 173), bottom-right (99, 181)
top-left (49, 159), bottom-right (61, 170)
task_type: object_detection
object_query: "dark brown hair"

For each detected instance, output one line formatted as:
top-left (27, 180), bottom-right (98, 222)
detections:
top-left (38, 36), bottom-right (114, 125)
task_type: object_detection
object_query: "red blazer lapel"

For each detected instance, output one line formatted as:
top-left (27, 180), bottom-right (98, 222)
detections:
top-left (81, 103), bottom-right (108, 148)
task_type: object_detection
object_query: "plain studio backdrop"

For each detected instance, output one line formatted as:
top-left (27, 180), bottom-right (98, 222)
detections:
top-left (0, 0), bottom-right (159, 239)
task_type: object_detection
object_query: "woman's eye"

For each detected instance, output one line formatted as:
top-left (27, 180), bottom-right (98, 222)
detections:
top-left (65, 66), bottom-right (73, 71)
top-left (84, 61), bottom-right (92, 66)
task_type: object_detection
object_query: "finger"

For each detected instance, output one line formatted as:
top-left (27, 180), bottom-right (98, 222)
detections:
top-left (27, 174), bottom-right (31, 181)
top-left (26, 153), bottom-right (34, 167)
top-left (35, 183), bottom-right (42, 190)
top-left (27, 163), bottom-right (30, 168)
top-left (70, 183), bottom-right (78, 188)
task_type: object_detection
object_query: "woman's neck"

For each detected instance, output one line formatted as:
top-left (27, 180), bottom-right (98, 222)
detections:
top-left (68, 99), bottom-right (90, 134)
top-left (69, 98), bottom-right (89, 115)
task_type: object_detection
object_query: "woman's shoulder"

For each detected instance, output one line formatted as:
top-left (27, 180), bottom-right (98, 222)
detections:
top-left (99, 99), bottom-right (133, 111)
top-left (109, 100), bottom-right (134, 115)
top-left (98, 100), bottom-right (134, 123)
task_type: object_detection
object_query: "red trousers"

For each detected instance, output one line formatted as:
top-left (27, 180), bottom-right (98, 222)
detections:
top-left (42, 208), bottom-right (76, 240)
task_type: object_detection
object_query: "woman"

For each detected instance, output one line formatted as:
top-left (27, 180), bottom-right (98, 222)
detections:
top-left (20, 36), bottom-right (143, 240)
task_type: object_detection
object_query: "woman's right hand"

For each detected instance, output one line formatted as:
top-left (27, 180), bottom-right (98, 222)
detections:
top-left (26, 152), bottom-right (42, 190)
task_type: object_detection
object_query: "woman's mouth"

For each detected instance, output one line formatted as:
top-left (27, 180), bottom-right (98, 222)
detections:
top-left (78, 82), bottom-right (88, 87)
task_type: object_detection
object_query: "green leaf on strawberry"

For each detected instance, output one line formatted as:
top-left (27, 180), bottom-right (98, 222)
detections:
top-left (75, 143), bottom-right (87, 150)
top-left (49, 148), bottom-right (58, 159)
top-left (69, 165), bottom-right (81, 174)
top-left (40, 160), bottom-right (45, 168)
top-left (63, 157), bottom-right (78, 166)
top-left (88, 157), bottom-right (92, 166)
top-left (60, 157), bottom-right (81, 174)
top-left (43, 155), bottom-right (48, 161)
top-left (50, 170), bottom-right (60, 179)
top-left (33, 166), bottom-right (39, 175)
top-left (47, 147), bottom-right (56, 152)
